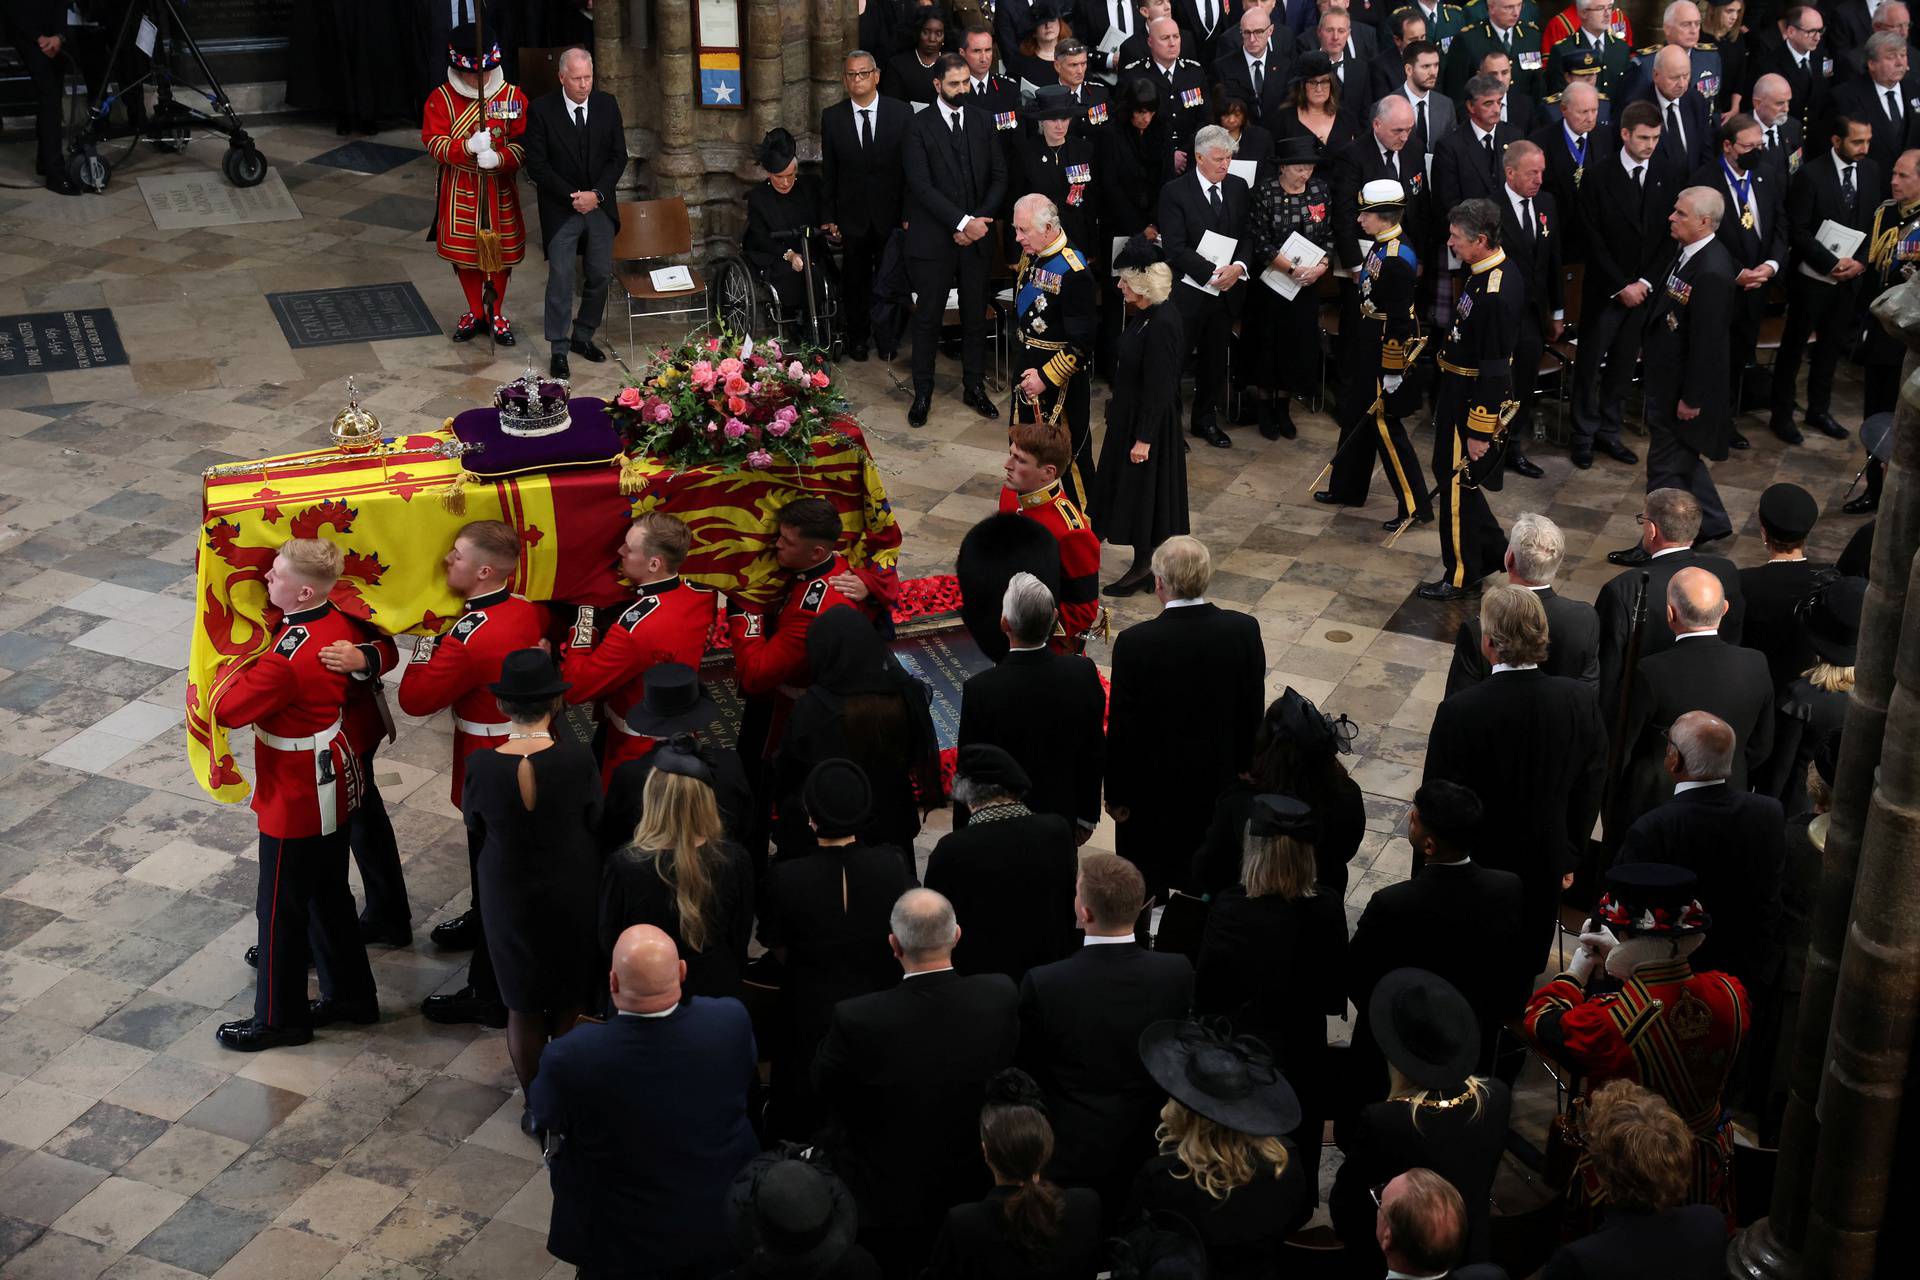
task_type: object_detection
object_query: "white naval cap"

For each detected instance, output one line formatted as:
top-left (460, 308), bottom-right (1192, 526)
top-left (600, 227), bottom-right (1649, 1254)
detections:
top-left (1358, 178), bottom-right (1407, 210)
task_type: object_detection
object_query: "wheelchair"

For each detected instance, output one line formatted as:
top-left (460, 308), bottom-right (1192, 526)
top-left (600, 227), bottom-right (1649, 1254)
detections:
top-left (708, 226), bottom-right (843, 357)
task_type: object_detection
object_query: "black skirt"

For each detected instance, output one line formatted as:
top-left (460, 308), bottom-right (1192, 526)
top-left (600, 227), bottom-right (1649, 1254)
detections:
top-left (1092, 302), bottom-right (1189, 551)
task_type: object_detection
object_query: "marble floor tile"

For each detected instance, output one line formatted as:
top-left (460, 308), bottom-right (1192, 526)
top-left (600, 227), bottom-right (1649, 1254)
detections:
top-left (0, 1151), bottom-right (111, 1227)
top-left (42, 1103), bottom-right (171, 1172)
top-left (0, 1228), bottom-right (114, 1280)
top-left (205, 1225), bottom-right (345, 1280)
top-left (273, 1169), bottom-right (408, 1248)
top-left (117, 1124), bottom-right (249, 1198)
top-left (129, 1196), bottom-right (272, 1275)
top-left (179, 1077), bottom-right (306, 1145)
top-left (49, 1175), bottom-right (188, 1253)
top-left (0, 1079), bottom-right (95, 1149)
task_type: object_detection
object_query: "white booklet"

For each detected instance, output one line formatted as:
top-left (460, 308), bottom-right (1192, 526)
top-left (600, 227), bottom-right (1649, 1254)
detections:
top-left (1260, 232), bottom-right (1328, 300)
top-left (1097, 27), bottom-right (1126, 56)
top-left (1228, 159), bottom-right (1258, 186)
top-left (650, 265), bottom-right (695, 293)
top-left (1183, 230), bottom-right (1239, 295)
top-left (1816, 219), bottom-right (1867, 262)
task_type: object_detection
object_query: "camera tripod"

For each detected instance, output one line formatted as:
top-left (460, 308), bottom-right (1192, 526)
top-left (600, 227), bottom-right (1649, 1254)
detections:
top-left (64, 0), bottom-right (266, 194)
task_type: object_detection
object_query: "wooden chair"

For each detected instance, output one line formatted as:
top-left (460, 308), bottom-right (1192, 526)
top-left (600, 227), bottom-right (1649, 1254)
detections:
top-left (611, 198), bottom-right (709, 352)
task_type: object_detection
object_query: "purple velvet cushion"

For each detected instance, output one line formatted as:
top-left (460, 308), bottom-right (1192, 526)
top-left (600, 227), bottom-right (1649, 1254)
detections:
top-left (450, 397), bottom-right (622, 477)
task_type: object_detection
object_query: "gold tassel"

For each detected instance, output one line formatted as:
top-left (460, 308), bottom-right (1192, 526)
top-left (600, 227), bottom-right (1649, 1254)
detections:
top-left (475, 230), bottom-right (504, 275)
top-left (440, 469), bottom-right (480, 514)
top-left (618, 454), bottom-right (650, 495)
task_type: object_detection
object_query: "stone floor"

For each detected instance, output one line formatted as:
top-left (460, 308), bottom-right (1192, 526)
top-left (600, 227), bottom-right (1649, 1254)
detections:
top-left (0, 117), bottom-right (1876, 1278)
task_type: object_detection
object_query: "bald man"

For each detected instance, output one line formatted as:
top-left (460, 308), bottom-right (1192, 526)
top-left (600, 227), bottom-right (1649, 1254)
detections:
top-left (530, 925), bottom-right (760, 1277)
top-left (1750, 8), bottom-right (1828, 141)
top-left (1611, 568), bottom-right (1774, 833)
top-left (1622, 2), bottom-right (1724, 104)
top-left (1746, 73), bottom-right (1804, 184)
top-left (1630, 44), bottom-right (1713, 171)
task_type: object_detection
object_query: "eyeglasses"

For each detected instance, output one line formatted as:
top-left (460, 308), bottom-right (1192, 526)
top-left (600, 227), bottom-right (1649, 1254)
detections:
top-left (1369, 1181), bottom-right (1390, 1209)
top-left (844, 67), bottom-right (878, 78)
top-left (1791, 23), bottom-right (1824, 36)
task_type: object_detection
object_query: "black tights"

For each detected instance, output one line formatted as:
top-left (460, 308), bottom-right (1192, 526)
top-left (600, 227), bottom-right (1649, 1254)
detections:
top-left (506, 1007), bottom-right (583, 1096)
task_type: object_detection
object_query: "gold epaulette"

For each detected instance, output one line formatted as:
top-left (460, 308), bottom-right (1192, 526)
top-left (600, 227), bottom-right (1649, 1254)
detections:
top-left (1060, 247), bottom-right (1085, 271)
top-left (1382, 339), bottom-right (1409, 371)
top-left (1486, 268), bottom-right (1502, 292)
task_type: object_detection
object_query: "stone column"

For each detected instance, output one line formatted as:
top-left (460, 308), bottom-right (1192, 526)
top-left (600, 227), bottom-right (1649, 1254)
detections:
top-left (1731, 274), bottom-right (1920, 1280)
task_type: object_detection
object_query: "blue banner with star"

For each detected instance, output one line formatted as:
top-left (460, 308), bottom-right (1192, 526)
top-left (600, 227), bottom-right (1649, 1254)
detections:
top-left (700, 52), bottom-right (742, 108)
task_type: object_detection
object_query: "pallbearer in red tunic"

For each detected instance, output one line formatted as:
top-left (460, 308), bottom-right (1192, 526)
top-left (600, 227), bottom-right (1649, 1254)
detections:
top-left (1522, 863), bottom-right (1750, 1227)
top-left (559, 513), bottom-right (715, 784)
top-left (211, 539), bottom-right (379, 1053)
top-left (424, 23), bottom-right (528, 344)
top-left (999, 420), bottom-right (1100, 652)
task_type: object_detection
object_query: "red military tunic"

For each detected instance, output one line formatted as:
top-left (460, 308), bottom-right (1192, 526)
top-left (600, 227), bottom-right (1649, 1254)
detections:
top-left (728, 554), bottom-right (861, 751)
top-left (397, 589), bottom-right (549, 805)
top-left (1523, 956), bottom-right (1749, 1223)
top-left (560, 576), bottom-right (716, 783)
top-left (214, 604), bottom-right (363, 839)
top-left (422, 77), bottom-right (528, 269)
top-left (999, 480), bottom-right (1101, 649)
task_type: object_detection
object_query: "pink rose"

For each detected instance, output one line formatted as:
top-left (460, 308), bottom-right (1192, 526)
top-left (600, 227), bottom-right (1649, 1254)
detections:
top-left (767, 419), bottom-right (792, 437)
top-left (746, 449), bottom-right (774, 468)
top-left (615, 386), bottom-right (642, 409)
top-left (690, 360), bottom-right (716, 390)
top-left (810, 371), bottom-right (830, 388)
top-left (727, 395), bottom-right (750, 415)
top-left (787, 360), bottom-right (807, 379)
top-left (706, 423), bottom-right (719, 434)
top-left (706, 337), bottom-right (722, 352)
top-left (767, 339), bottom-right (782, 359)
top-left (648, 401), bottom-right (673, 423)
top-left (775, 405), bottom-right (798, 424)
top-left (723, 374), bottom-right (751, 397)
top-left (717, 357), bottom-right (743, 376)
top-left (723, 417), bottom-right (748, 439)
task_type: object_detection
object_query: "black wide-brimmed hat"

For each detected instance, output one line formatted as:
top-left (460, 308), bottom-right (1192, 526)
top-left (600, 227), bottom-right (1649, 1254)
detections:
top-left (1289, 50), bottom-right (1335, 86)
top-left (1259, 687), bottom-right (1357, 758)
top-left (727, 1151), bottom-right (859, 1276)
top-left (956, 744), bottom-right (1031, 796)
top-left (625, 662), bottom-right (718, 737)
top-left (1029, 83), bottom-right (1081, 121)
top-left (1270, 136), bottom-right (1321, 168)
top-left (1369, 967), bottom-right (1480, 1093)
top-left (804, 758), bottom-right (873, 838)
top-left (1800, 574), bottom-right (1866, 667)
top-left (1248, 794), bottom-right (1316, 840)
top-left (1139, 1020), bottom-right (1301, 1136)
top-left (489, 648), bottom-right (568, 700)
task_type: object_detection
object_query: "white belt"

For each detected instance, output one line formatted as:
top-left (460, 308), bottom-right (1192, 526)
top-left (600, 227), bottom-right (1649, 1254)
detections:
top-left (256, 720), bottom-right (343, 751)
top-left (254, 720), bottom-right (345, 836)
top-left (454, 717), bottom-right (512, 737)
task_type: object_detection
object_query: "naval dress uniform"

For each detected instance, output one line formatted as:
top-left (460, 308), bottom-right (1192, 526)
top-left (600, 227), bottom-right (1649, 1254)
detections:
top-left (1011, 232), bottom-right (1099, 510)
top-left (999, 480), bottom-right (1101, 652)
top-left (1430, 247), bottom-right (1523, 592)
top-left (397, 587), bottom-right (549, 1013)
top-left (1327, 217), bottom-right (1432, 525)
top-left (213, 603), bottom-right (378, 1035)
top-left (559, 576), bottom-right (715, 786)
top-left (423, 27), bottom-right (529, 344)
top-left (1855, 197), bottom-right (1920, 508)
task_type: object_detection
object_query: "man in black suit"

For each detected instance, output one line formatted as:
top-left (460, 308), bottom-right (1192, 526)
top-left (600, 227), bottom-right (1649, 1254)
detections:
top-left (1159, 123), bottom-right (1254, 445)
top-left (1424, 585), bottom-right (1608, 977)
top-left (814, 888), bottom-right (1020, 1274)
top-left (1768, 115), bottom-right (1878, 444)
top-left (1748, 72), bottom-right (1805, 184)
top-left (1737, 483), bottom-right (1827, 695)
top-left (1432, 73), bottom-right (1522, 218)
top-left (1629, 45), bottom-right (1714, 173)
top-left (1831, 33), bottom-right (1920, 204)
top-left (902, 53), bottom-right (1008, 427)
top-left (1529, 78), bottom-right (1607, 264)
top-left (1477, 47), bottom-right (1541, 135)
top-left (530, 925), bottom-right (761, 1278)
top-left (1615, 711), bottom-right (1786, 997)
top-left (1750, 8), bottom-right (1830, 142)
top-left (1018, 853), bottom-right (1193, 1219)
top-left (1828, 0), bottom-right (1879, 61)
top-left (1320, 9), bottom-right (1394, 103)
top-left (956, 571), bottom-right (1106, 834)
top-left (1569, 99), bottom-right (1668, 470)
top-left (1175, 0), bottom-right (1240, 65)
top-left (521, 48), bottom-right (628, 380)
top-left (1493, 140), bottom-right (1559, 478)
top-left (3, 0), bottom-right (72, 194)
top-left (1597, 487), bottom-right (1747, 712)
top-left (1612, 568), bottom-right (1775, 829)
top-left (822, 50), bottom-right (913, 362)
top-left (1692, 114), bottom-right (1786, 442)
top-left (1398, 39), bottom-right (1457, 159)
top-left (1377, 1168), bottom-right (1510, 1280)
top-left (924, 746), bottom-right (1080, 982)
top-left (1445, 512), bottom-right (1600, 695)
top-left (1332, 96), bottom-right (1429, 266)
top-left (1214, 3), bottom-right (1292, 126)
top-left (1106, 536), bottom-right (1264, 898)
top-left (1348, 780), bottom-right (1527, 1083)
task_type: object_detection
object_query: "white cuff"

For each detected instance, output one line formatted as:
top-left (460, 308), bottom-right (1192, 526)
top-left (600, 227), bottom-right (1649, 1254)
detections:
top-left (955, 215), bottom-right (971, 233)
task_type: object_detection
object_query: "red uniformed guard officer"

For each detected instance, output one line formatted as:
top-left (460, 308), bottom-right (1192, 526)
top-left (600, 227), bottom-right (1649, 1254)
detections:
top-left (398, 520), bottom-right (548, 1026)
top-left (559, 513), bottom-right (714, 785)
top-left (424, 22), bottom-right (529, 345)
top-left (1523, 862), bottom-right (1750, 1225)
top-left (212, 539), bottom-right (380, 1052)
top-left (999, 420), bottom-right (1100, 652)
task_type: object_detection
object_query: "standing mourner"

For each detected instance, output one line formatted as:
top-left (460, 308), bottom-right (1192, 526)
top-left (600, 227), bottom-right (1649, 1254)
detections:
top-left (423, 22), bottom-right (529, 344)
top-left (1243, 135), bottom-right (1335, 440)
top-left (1, 0), bottom-right (73, 194)
top-left (1015, 87), bottom-right (1101, 254)
top-left (1008, 191), bottom-right (1099, 510)
top-left (821, 49), bottom-right (913, 364)
top-left (212, 540), bottom-right (379, 1051)
top-left (521, 46), bottom-right (627, 380)
top-left (1847, 148), bottom-right (1920, 515)
top-left (1161, 123), bottom-right (1255, 449)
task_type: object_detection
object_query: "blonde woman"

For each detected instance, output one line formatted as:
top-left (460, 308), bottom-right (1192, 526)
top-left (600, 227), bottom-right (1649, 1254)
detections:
top-left (599, 744), bottom-right (754, 999)
top-left (1129, 1020), bottom-right (1310, 1279)
top-left (1091, 237), bottom-right (1187, 597)
top-left (1330, 969), bottom-right (1511, 1269)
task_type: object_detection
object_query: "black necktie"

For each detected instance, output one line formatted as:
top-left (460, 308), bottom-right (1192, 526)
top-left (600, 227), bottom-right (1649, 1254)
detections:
top-left (1417, 98), bottom-right (1428, 146)
top-left (1116, 1), bottom-right (1129, 36)
top-left (1483, 131), bottom-right (1495, 162)
top-left (1666, 102), bottom-right (1682, 153)
top-left (1253, 58), bottom-right (1264, 94)
top-left (1768, 125), bottom-right (1779, 151)
top-left (1632, 163), bottom-right (1644, 188)
top-left (950, 109), bottom-right (963, 137)
top-left (1521, 196), bottom-right (1534, 242)
top-left (1209, 182), bottom-right (1223, 226)
top-left (1384, 148), bottom-right (1397, 179)
top-left (573, 105), bottom-right (586, 130)
top-left (1889, 88), bottom-right (1903, 122)
top-left (861, 107), bottom-right (873, 148)
top-left (1844, 163), bottom-right (1858, 212)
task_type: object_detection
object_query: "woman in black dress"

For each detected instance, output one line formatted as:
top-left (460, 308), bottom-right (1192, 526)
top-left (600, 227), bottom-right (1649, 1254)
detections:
top-left (1330, 969), bottom-right (1511, 1269)
top-left (600, 743), bottom-right (756, 1000)
top-left (929, 1069), bottom-right (1103, 1280)
top-left (1004, 3), bottom-right (1072, 89)
top-left (1193, 795), bottom-right (1349, 1198)
top-left (1242, 137), bottom-right (1335, 440)
top-left (744, 128), bottom-right (834, 313)
top-left (1093, 77), bottom-right (1174, 373)
top-left (1193, 688), bottom-right (1365, 898)
top-left (462, 650), bottom-right (602, 1135)
top-left (881, 9), bottom-right (947, 103)
top-left (1704, 1), bottom-right (1746, 113)
top-left (1213, 88), bottom-right (1274, 175)
top-left (1270, 51), bottom-right (1359, 159)
top-left (1092, 239), bottom-right (1187, 598)
top-left (771, 607), bottom-right (940, 865)
top-left (1130, 1021), bottom-right (1311, 1280)
top-left (759, 760), bottom-right (918, 1140)
top-left (1766, 576), bottom-right (1862, 814)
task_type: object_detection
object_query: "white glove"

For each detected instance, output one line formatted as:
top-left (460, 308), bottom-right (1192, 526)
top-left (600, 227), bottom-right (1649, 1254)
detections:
top-left (1382, 374), bottom-right (1403, 394)
top-left (476, 149), bottom-right (502, 171)
top-left (465, 129), bottom-right (494, 156)
top-left (1565, 919), bottom-right (1619, 984)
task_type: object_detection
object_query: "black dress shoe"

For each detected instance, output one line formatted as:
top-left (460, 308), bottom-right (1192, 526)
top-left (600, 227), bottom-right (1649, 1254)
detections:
top-left (569, 337), bottom-right (607, 363)
top-left (310, 997), bottom-right (380, 1027)
top-left (1191, 421), bottom-right (1232, 448)
top-left (962, 385), bottom-right (997, 418)
top-left (43, 176), bottom-right (81, 197)
top-left (1383, 511), bottom-right (1434, 532)
top-left (216, 1019), bottom-right (313, 1053)
top-left (549, 352), bottom-right (571, 380)
top-left (451, 313), bottom-right (480, 343)
top-left (1607, 544), bottom-right (1652, 566)
top-left (245, 944), bottom-right (257, 969)
top-left (1416, 580), bottom-right (1472, 601)
top-left (908, 392), bottom-right (931, 427)
top-left (847, 345), bottom-right (870, 362)
top-left (1844, 494), bottom-right (1879, 515)
top-left (1272, 399), bottom-right (1297, 440)
top-left (1570, 450), bottom-right (1594, 470)
top-left (421, 987), bottom-right (509, 1028)
top-left (1595, 438), bottom-right (1639, 464)
top-left (877, 347), bottom-right (898, 362)
top-left (1728, 429), bottom-right (1750, 450)
top-left (493, 321), bottom-right (516, 346)
top-left (1505, 451), bottom-right (1545, 479)
top-left (1312, 490), bottom-right (1356, 506)
top-left (1769, 416), bottom-right (1804, 445)
top-left (1808, 411), bottom-right (1849, 440)
top-left (358, 918), bottom-right (412, 948)
top-left (430, 911), bottom-right (477, 950)
top-left (1101, 571), bottom-right (1154, 597)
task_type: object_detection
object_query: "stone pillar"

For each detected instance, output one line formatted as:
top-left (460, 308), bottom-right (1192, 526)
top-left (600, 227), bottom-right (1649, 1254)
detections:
top-left (1731, 274), bottom-right (1920, 1280)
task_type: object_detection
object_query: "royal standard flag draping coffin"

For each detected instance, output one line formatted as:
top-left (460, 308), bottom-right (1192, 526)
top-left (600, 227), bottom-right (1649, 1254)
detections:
top-left (189, 426), bottom-right (900, 801)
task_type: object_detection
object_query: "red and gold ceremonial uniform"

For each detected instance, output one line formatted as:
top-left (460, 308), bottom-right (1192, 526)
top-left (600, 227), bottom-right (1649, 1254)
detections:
top-left (999, 480), bottom-right (1100, 650)
top-left (729, 554), bottom-right (861, 752)
top-left (422, 73), bottom-right (528, 325)
top-left (397, 588), bottom-right (549, 806)
top-left (560, 575), bottom-right (715, 783)
top-left (1523, 956), bottom-right (1750, 1222)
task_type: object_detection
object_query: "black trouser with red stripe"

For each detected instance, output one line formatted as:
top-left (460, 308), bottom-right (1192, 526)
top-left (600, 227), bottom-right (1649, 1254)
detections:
top-left (349, 748), bottom-right (410, 933)
top-left (254, 830), bottom-right (377, 1027)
